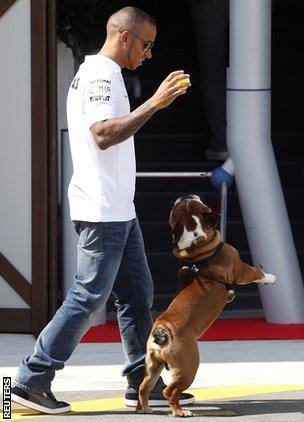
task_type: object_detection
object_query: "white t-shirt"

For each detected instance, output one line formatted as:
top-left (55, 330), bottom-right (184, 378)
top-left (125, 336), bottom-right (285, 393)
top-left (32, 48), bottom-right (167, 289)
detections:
top-left (66, 54), bottom-right (136, 222)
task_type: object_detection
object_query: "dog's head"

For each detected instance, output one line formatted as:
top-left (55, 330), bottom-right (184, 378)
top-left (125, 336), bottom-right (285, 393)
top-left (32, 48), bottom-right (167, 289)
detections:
top-left (169, 195), bottom-right (219, 250)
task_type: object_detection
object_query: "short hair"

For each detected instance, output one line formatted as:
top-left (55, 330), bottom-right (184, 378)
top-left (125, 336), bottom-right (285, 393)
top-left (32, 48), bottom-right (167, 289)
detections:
top-left (107, 6), bottom-right (156, 34)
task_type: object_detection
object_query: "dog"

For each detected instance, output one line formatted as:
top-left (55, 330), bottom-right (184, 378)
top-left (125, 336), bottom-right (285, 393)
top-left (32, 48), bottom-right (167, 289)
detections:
top-left (136, 195), bottom-right (276, 417)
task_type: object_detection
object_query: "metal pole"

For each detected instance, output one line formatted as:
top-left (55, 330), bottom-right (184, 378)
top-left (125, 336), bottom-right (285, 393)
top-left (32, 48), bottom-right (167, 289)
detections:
top-left (136, 172), bottom-right (212, 178)
top-left (220, 183), bottom-right (227, 242)
top-left (228, 0), bottom-right (304, 322)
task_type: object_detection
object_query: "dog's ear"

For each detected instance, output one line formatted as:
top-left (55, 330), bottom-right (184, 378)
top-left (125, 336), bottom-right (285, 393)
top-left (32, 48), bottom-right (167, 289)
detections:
top-left (169, 208), bottom-right (175, 227)
top-left (202, 211), bottom-right (219, 228)
top-left (191, 201), bottom-right (211, 215)
top-left (190, 202), bottom-right (210, 222)
top-left (171, 223), bottom-right (183, 243)
top-left (191, 201), bottom-right (218, 228)
top-left (169, 201), bottom-right (184, 228)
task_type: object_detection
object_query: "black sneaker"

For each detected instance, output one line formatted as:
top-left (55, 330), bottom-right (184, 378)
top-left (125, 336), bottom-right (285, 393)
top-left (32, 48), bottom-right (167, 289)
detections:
top-left (11, 385), bottom-right (71, 414)
top-left (124, 384), bottom-right (195, 407)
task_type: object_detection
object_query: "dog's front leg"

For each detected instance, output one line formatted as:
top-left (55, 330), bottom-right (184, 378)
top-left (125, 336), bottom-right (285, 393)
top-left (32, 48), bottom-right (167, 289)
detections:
top-left (234, 262), bottom-right (276, 286)
top-left (256, 271), bottom-right (276, 285)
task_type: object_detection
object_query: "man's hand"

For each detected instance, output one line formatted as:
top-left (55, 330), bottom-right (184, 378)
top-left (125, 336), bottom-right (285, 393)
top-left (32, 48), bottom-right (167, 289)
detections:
top-left (148, 70), bottom-right (191, 110)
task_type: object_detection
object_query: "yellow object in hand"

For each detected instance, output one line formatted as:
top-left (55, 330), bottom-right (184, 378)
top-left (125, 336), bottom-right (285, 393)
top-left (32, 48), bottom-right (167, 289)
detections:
top-left (176, 77), bottom-right (190, 88)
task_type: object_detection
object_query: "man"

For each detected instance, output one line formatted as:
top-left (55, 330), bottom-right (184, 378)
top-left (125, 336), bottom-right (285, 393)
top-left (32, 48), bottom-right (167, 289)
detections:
top-left (11, 6), bottom-right (194, 414)
top-left (191, 0), bottom-right (229, 161)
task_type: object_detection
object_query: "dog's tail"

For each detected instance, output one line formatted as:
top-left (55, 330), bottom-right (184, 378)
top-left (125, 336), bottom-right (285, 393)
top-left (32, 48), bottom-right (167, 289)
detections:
top-left (152, 325), bottom-right (171, 346)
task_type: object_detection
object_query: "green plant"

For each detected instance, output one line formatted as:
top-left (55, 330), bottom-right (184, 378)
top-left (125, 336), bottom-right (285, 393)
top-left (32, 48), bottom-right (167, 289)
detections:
top-left (57, 0), bottom-right (131, 63)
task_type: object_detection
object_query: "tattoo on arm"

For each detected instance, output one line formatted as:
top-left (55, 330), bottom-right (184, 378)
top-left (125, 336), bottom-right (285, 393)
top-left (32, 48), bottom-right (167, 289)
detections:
top-left (113, 102), bottom-right (155, 141)
top-left (91, 101), bottom-right (157, 150)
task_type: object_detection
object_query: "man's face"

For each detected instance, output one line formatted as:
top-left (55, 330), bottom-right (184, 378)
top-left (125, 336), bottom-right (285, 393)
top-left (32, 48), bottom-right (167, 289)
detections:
top-left (123, 21), bottom-right (156, 70)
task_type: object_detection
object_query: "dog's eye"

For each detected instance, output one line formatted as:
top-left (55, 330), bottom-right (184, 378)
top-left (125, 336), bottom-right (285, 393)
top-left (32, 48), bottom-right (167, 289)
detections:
top-left (194, 232), bottom-right (198, 237)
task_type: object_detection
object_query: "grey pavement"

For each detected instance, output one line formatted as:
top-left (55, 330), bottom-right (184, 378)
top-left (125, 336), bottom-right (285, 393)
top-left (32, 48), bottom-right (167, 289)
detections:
top-left (0, 334), bottom-right (303, 421)
top-left (5, 389), bottom-right (303, 422)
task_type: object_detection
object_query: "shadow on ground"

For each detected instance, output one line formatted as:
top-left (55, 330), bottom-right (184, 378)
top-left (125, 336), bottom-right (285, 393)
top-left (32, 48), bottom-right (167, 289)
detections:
top-left (12, 398), bottom-right (304, 418)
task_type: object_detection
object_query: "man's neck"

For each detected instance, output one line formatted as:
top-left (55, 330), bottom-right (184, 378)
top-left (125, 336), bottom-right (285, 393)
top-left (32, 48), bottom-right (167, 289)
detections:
top-left (99, 46), bottom-right (123, 68)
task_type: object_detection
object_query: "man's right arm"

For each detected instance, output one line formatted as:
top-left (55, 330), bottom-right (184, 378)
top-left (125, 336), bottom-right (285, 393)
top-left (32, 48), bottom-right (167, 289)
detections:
top-left (90, 70), bottom-right (190, 150)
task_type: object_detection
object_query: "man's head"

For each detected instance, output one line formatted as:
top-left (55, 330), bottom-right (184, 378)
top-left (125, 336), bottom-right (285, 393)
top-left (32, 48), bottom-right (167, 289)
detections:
top-left (103, 6), bottom-right (156, 70)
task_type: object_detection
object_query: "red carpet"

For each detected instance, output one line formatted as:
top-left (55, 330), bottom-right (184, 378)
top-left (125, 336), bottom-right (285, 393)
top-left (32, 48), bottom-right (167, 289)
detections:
top-left (80, 319), bottom-right (304, 343)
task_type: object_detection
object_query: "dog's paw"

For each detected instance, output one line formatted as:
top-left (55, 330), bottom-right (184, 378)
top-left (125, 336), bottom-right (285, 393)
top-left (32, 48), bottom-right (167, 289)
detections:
top-left (173, 409), bottom-right (194, 417)
top-left (136, 406), bottom-right (154, 414)
top-left (227, 290), bottom-right (235, 303)
top-left (261, 272), bottom-right (276, 285)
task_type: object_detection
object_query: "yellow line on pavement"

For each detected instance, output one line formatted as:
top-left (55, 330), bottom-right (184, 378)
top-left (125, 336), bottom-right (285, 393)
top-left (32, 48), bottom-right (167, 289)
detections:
top-left (192, 384), bottom-right (304, 401)
top-left (72, 396), bottom-right (125, 413)
top-left (9, 384), bottom-right (304, 420)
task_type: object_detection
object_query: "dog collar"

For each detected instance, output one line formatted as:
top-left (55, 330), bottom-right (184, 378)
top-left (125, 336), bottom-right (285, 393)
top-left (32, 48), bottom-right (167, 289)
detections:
top-left (181, 241), bottom-right (224, 271)
top-left (180, 265), bottom-right (233, 291)
top-left (179, 242), bottom-right (234, 291)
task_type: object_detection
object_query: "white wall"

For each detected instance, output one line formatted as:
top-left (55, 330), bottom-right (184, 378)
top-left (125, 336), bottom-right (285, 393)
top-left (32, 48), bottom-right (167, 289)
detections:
top-left (57, 40), bottom-right (75, 201)
top-left (0, 0), bottom-right (31, 308)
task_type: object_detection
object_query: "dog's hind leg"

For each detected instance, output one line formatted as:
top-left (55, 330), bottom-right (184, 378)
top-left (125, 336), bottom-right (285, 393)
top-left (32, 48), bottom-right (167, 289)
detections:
top-left (163, 341), bottom-right (199, 417)
top-left (136, 350), bottom-right (164, 414)
top-left (163, 376), bottom-right (194, 417)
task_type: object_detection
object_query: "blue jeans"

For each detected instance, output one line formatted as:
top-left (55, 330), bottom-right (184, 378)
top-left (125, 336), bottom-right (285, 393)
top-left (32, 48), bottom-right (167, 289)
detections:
top-left (14, 218), bottom-right (154, 392)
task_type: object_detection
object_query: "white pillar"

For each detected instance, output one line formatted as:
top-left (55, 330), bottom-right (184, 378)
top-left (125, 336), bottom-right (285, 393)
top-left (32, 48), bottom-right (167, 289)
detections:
top-left (227, 0), bottom-right (304, 323)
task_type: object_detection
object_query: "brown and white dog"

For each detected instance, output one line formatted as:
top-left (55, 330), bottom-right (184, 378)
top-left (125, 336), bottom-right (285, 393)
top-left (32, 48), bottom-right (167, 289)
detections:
top-left (136, 195), bottom-right (276, 417)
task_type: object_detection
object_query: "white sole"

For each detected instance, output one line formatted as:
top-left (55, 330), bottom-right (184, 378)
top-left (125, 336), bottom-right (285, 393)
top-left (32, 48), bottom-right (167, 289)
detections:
top-left (11, 393), bottom-right (71, 414)
top-left (124, 396), bottom-right (195, 407)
